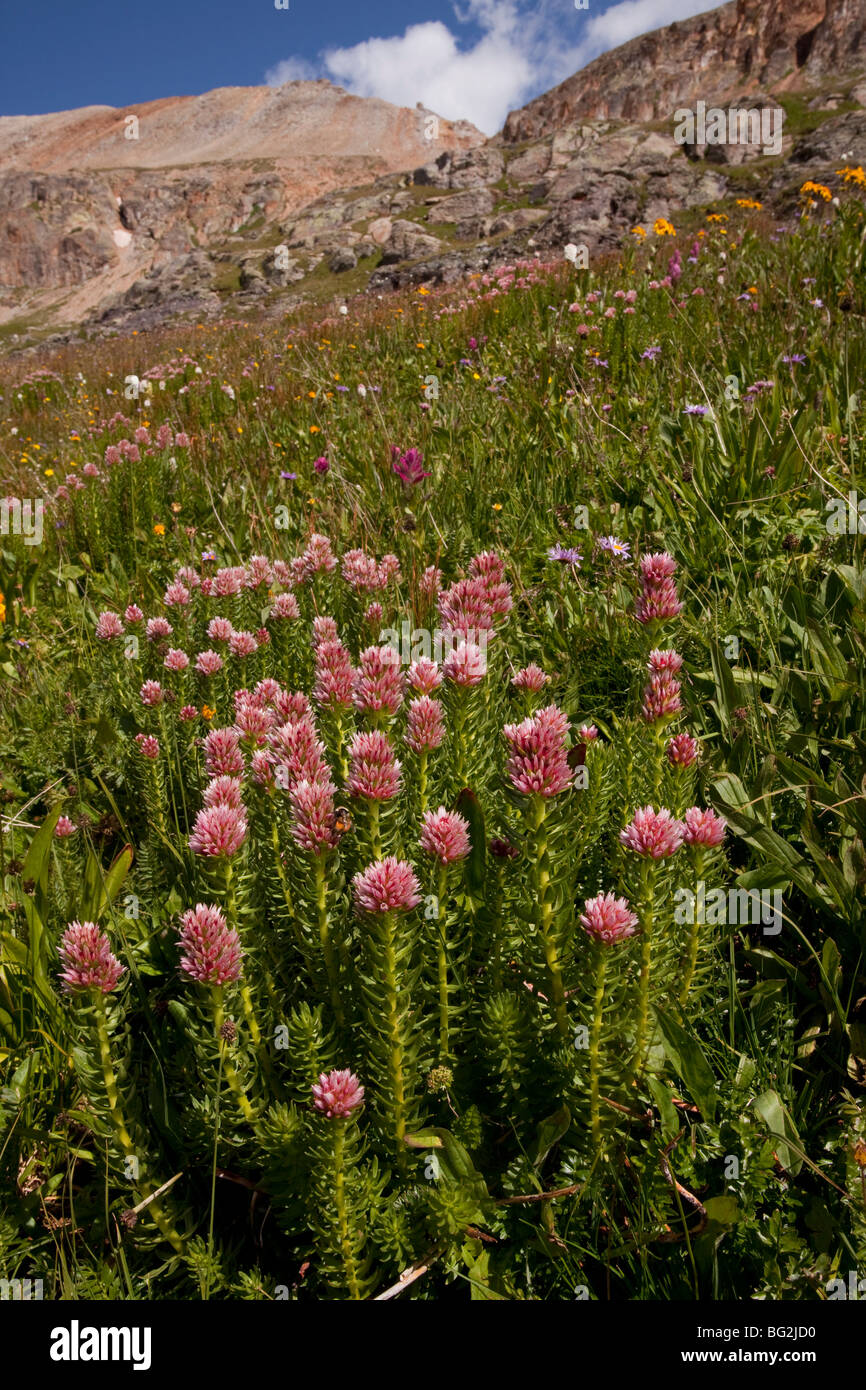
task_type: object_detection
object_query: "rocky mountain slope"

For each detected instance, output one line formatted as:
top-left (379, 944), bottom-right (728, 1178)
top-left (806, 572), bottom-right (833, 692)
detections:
top-left (1, 0), bottom-right (864, 348)
top-left (0, 82), bottom-right (483, 340)
top-left (502, 0), bottom-right (865, 138)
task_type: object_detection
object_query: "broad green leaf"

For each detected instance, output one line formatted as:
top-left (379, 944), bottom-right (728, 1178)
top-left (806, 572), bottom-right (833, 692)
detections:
top-left (652, 1006), bottom-right (717, 1121)
top-left (753, 1089), bottom-right (803, 1175)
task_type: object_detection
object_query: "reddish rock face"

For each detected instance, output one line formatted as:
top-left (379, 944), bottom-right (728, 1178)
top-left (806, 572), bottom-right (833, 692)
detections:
top-left (500, 0), bottom-right (863, 141)
top-left (0, 81), bottom-right (484, 312)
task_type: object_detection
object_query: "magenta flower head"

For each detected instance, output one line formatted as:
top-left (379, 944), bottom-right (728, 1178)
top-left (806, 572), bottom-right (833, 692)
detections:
top-left (314, 639), bottom-right (355, 709)
top-left (59, 921), bottom-right (125, 994)
top-left (312, 616), bottom-right (339, 646)
top-left (164, 647), bottom-right (190, 672)
top-left (207, 617), bottom-right (234, 643)
top-left (312, 1069), bottom-right (365, 1119)
top-left (619, 806), bottom-right (684, 858)
top-left (443, 639), bottom-right (488, 686)
top-left (205, 727), bottom-right (244, 777)
top-left (229, 630), bottom-right (258, 658)
top-left (203, 775), bottom-right (243, 809)
top-left (353, 857), bottom-right (421, 913)
top-left (420, 807), bottom-right (471, 864)
top-left (406, 695), bottom-right (445, 753)
top-left (408, 657), bottom-right (442, 694)
top-left (135, 733), bottom-right (161, 759)
top-left (291, 778), bottom-right (339, 854)
top-left (189, 803), bottom-right (247, 858)
top-left (636, 552), bottom-right (683, 624)
top-left (354, 643), bottom-right (404, 716)
top-left (196, 649), bottom-right (224, 676)
top-left (503, 703), bottom-right (573, 798)
top-left (682, 806), bottom-right (726, 847)
top-left (393, 448), bottom-right (431, 486)
top-left (512, 664), bottom-right (549, 693)
top-left (580, 893), bottom-right (639, 946)
top-left (348, 730), bottom-right (401, 800)
top-left (55, 815), bottom-right (77, 838)
top-left (667, 732), bottom-right (700, 767)
top-left (270, 592), bottom-right (300, 620)
top-left (146, 616), bottom-right (173, 642)
top-left (648, 649), bottom-right (683, 674)
top-left (95, 611), bottom-right (124, 641)
top-left (178, 904), bottom-right (243, 986)
top-left (641, 672), bottom-right (682, 722)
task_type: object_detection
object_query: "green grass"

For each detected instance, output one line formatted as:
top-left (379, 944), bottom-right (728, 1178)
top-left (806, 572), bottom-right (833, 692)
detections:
top-left (0, 177), bottom-right (864, 1302)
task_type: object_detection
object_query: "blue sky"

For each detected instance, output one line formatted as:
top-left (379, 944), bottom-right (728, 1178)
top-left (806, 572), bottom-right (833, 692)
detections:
top-left (1, 0), bottom-right (726, 134)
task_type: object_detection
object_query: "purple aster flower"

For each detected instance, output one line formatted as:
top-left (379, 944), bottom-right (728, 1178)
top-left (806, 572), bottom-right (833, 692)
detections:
top-left (548, 544), bottom-right (582, 566)
top-left (598, 535), bottom-right (631, 559)
top-left (684, 404), bottom-right (709, 416)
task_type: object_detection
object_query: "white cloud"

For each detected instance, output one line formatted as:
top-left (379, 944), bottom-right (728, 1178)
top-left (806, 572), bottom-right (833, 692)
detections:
top-left (265, 0), bottom-right (728, 135)
top-left (264, 55), bottom-right (318, 86)
top-left (323, 17), bottom-right (533, 135)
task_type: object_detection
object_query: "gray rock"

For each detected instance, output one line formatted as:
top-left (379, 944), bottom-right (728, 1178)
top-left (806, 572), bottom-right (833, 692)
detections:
top-left (379, 219), bottom-right (442, 265)
top-left (329, 246), bottom-right (358, 272)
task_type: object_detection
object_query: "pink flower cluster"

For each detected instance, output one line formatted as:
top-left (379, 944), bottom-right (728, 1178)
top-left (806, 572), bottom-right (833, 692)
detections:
top-left (348, 730), bottom-right (401, 800)
top-left (312, 1069), bottom-right (365, 1118)
top-left (353, 857), bottom-right (421, 913)
top-left (177, 904), bottom-right (243, 985)
top-left (354, 644), bottom-right (404, 716)
top-left (420, 807), bottom-right (471, 863)
top-left (504, 704), bottom-right (573, 797)
top-left (636, 552), bottom-right (683, 624)
top-left (641, 649), bottom-right (683, 723)
top-left (59, 921), bottom-right (125, 994)
top-left (580, 893), bottom-right (639, 945)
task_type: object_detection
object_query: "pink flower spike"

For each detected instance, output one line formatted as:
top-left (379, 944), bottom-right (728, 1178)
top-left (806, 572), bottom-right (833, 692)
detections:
top-left (682, 806), bottom-right (727, 847)
top-left (354, 644), bottom-right (404, 716)
top-left (59, 921), bottom-right (125, 994)
top-left (312, 1069), bottom-right (365, 1118)
top-left (188, 804), bottom-right (247, 858)
top-left (178, 904), bottom-right (243, 986)
top-left (619, 806), bottom-right (684, 858)
top-left (443, 640), bottom-right (487, 686)
top-left (95, 612), bottom-right (124, 640)
top-left (203, 776), bottom-right (243, 809)
top-left (420, 807), bottom-right (471, 864)
top-left (512, 664), bottom-right (549, 693)
top-left (667, 733), bottom-right (700, 767)
top-left (205, 727), bottom-right (244, 777)
top-left (408, 657), bottom-right (442, 694)
top-left (290, 778), bottom-right (339, 854)
top-left (352, 857), bottom-right (421, 913)
top-left (348, 730), bottom-right (401, 800)
top-left (580, 893), bottom-right (639, 945)
top-left (648, 649), bottom-right (683, 674)
top-left (406, 695), bottom-right (445, 753)
top-left (54, 815), bottom-right (77, 838)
